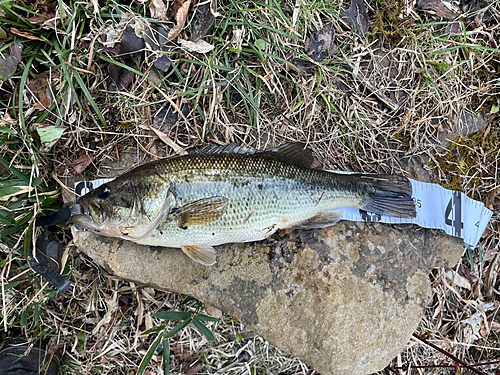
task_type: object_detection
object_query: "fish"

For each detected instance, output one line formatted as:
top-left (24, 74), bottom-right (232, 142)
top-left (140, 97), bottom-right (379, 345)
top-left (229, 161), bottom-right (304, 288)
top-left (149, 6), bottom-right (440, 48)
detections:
top-left (72, 143), bottom-right (417, 266)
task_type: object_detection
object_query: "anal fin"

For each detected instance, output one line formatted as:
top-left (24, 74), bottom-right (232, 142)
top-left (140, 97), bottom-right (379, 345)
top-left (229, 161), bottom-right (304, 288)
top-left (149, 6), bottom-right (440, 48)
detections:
top-left (181, 245), bottom-right (217, 266)
top-left (294, 210), bottom-right (344, 229)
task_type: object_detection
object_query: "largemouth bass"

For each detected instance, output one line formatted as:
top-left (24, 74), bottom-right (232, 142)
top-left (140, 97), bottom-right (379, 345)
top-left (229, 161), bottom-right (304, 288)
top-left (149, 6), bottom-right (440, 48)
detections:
top-left (72, 144), bottom-right (417, 265)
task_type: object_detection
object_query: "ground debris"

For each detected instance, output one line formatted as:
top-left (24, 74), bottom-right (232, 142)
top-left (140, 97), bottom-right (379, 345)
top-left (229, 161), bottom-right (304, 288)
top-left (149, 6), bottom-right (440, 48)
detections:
top-left (69, 154), bottom-right (96, 174)
top-left (417, 0), bottom-right (461, 19)
top-left (144, 25), bottom-right (173, 72)
top-left (191, 0), bottom-right (215, 42)
top-left (0, 44), bottom-right (22, 81)
top-left (343, 0), bottom-right (368, 37)
top-left (306, 24), bottom-right (337, 62)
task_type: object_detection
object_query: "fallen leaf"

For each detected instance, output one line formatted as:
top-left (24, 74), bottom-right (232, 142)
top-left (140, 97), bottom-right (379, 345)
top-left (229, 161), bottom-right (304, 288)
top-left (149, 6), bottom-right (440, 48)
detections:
top-left (180, 39), bottom-right (214, 54)
top-left (153, 102), bottom-right (190, 133)
top-left (166, 0), bottom-right (192, 43)
top-left (28, 76), bottom-right (53, 110)
top-left (147, 69), bottom-right (161, 85)
top-left (10, 28), bottom-right (46, 42)
top-left (101, 25), bottom-right (121, 49)
top-left (107, 59), bottom-right (135, 92)
top-left (91, 294), bottom-right (119, 335)
top-left (445, 21), bottom-right (462, 35)
top-left (443, 270), bottom-right (471, 290)
top-left (144, 26), bottom-right (173, 72)
top-left (0, 112), bottom-right (17, 132)
top-left (33, 124), bottom-right (67, 153)
top-left (343, 0), bottom-right (368, 37)
top-left (150, 0), bottom-right (167, 20)
top-left (417, 0), bottom-right (461, 19)
top-left (69, 154), bottom-right (96, 174)
top-left (141, 124), bottom-right (186, 154)
top-left (10, 43), bottom-right (23, 61)
top-left (490, 321), bottom-right (500, 333)
top-left (307, 24), bottom-right (336, 62)
top-left (255, 39), bottom-right (266, 51)
top-left (0, 55), bottom-right (18, 81)
top-left (26, 16), bottom-right (49, 25)
top-left (192, 0), bottom-right (215, 42)
top-left (291, 58), bottom-right (314, 75)
top-left (120, 25), bottom-right (145, 57)
top-left (185, 361), bottom-right (202, 375)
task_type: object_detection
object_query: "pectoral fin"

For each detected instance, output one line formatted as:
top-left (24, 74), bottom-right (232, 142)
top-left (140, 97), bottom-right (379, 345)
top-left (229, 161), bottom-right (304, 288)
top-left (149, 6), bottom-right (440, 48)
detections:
top-left (294, 210), bottom-right (344, 229)
top-left (172, 196), bottom-right (228, 228)
top-left (181, 245), bottom-right (217, 266)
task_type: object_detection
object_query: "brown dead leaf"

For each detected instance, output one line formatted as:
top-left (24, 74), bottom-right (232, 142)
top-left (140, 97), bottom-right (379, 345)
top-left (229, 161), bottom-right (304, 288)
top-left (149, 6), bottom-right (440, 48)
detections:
top-left (26, 16), bottom-right (49, 25)
top-left (167, 0), bottom-right (192, 43)
top-left (343, 0), bottom-right (368, 37)
top-left (417, 0), bottom-right (461, 19)
top-left (140, 124), bottom-right (186, 155)
top-left (185, 361), bottom-right (202, 375)
top-left (490, 321), bottom-right (500, 333)
top-left (28, 76), bottom-right (52, 110)
top-left (150, 0), bottom-right (167, 20)
top-left (10, 28), bottom-right (47, 42)
top-left (484, 251), bottom-right (499, 297)
top-left (107, 59), bottom-right (135, 92)
top-left (69, 154), bottom-right (96, 174)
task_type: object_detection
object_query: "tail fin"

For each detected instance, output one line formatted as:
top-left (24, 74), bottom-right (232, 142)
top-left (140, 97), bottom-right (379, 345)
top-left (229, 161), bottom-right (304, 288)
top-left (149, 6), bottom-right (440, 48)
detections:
top-left (360, 175), bottom-right (417, 219)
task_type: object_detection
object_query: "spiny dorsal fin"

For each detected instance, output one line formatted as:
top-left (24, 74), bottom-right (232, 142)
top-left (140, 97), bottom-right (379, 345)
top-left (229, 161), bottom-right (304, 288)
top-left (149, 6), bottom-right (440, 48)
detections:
top-left (257, 143), bottom-right (314, 168)
top-left (193, 143), bottom-right (314, 168)
top-left (193, 143), bottom-right (253, 156)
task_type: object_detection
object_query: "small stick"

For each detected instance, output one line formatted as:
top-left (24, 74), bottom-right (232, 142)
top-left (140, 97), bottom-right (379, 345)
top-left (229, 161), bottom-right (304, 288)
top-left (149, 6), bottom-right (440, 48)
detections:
top-left (412, 333), bottom-right (487, 375)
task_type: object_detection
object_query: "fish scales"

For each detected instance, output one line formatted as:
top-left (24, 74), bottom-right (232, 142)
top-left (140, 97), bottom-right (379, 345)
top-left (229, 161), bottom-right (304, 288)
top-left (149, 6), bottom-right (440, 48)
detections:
top-left (143, 153), bottom-right (365, 247)
top-left (73, 144), bottom-right (417, 265)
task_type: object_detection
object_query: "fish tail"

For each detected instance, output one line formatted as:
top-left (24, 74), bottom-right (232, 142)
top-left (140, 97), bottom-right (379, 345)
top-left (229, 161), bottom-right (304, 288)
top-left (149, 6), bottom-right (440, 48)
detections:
top-left (359, 175), bottom-right (417, 219)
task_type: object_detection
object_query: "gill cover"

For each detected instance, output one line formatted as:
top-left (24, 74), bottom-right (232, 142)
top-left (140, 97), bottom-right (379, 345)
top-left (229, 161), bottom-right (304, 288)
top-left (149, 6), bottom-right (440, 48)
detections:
top-left (72, 175), bottom-right (173, 240)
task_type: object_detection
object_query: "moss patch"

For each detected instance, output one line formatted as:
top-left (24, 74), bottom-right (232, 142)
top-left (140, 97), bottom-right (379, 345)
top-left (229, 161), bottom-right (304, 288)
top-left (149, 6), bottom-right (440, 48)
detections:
top-left (432, 127), bottom-right (500, 205)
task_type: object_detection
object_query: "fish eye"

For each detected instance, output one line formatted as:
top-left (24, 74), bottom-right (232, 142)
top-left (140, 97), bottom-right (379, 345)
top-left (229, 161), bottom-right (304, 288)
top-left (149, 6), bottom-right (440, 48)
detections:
top-left (99, 187), bottom-right (110, 199)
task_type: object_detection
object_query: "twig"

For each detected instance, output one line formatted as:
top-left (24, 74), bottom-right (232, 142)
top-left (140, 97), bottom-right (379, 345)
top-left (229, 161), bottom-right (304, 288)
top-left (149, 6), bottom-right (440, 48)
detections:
top-left (412, 333), bottom-right (487, 375)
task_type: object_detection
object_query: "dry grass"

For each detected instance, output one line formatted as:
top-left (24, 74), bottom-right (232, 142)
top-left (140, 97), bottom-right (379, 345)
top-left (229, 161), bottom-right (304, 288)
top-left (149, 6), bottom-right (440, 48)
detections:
top-left (1, 0), bottom-right (500, 373)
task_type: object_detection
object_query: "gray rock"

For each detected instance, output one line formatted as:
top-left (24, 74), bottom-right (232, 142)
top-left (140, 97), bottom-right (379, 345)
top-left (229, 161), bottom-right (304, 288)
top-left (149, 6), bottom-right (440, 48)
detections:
top-left (72, 220), bottom-right (463, 374)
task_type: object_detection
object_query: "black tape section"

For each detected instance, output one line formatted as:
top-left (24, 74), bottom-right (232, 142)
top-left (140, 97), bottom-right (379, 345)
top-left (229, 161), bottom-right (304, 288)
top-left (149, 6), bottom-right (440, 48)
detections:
top-left (28, 254), bottom-right (71, 292)
top-left (35, 204), bottom-right (72, 227)
top-left (28, 204), bottom-right (74, 292)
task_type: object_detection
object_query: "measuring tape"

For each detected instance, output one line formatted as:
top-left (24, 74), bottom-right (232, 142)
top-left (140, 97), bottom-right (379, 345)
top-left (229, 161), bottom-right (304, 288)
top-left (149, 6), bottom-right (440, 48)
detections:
top-left (74, 177), bottom-right (492, 249)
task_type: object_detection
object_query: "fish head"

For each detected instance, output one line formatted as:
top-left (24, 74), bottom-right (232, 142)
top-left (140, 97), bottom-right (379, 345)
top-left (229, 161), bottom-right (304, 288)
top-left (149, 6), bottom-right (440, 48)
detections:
top-left (72, 176), bottom-right (171, 239)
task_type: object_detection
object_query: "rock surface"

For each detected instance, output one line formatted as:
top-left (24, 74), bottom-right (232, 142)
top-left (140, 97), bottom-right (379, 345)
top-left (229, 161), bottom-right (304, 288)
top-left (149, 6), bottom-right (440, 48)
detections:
top-left (72, 221), bottom-right (464, 374)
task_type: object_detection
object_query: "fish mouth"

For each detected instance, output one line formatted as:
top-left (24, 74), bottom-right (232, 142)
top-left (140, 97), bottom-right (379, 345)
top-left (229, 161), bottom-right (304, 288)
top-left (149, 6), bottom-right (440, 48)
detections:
top-left (72, 202), bottom-right (110, 232)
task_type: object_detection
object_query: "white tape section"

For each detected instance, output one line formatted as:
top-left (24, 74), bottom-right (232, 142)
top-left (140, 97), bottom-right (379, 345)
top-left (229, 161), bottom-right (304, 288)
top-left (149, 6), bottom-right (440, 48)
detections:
top-left (74, 177), bottom-right (492, 248)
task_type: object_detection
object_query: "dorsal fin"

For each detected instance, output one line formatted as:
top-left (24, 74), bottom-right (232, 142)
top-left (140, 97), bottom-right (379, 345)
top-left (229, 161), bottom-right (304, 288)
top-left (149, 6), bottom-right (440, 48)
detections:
top-left (193, 143), bottom-right (253, 155)
top-left (193, 143), bottom-right (314, 168)
top-left (257, 143), bottom-right (314, 168)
